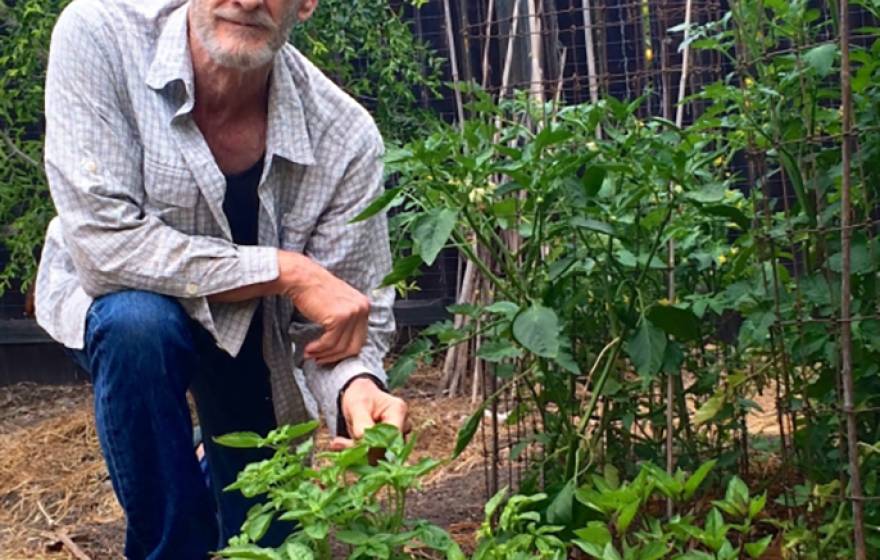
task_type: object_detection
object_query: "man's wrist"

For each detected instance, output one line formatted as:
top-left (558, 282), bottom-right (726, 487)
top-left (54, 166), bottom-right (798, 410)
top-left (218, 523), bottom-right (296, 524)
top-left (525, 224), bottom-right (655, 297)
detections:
top-left (336, 373), bottom-right (386, 438)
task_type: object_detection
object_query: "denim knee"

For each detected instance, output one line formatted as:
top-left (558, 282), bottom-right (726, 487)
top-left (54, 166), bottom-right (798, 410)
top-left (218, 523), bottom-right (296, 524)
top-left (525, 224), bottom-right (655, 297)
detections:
top-left (85, 290), bottom-right (196, 388)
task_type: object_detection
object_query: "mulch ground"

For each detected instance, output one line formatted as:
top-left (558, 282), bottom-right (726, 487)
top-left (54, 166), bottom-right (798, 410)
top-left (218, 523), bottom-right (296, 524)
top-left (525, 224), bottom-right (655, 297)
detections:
top-left (0, 369), bottom-right (492, 559)
top-left (0, 367), bottom-right (787, 559)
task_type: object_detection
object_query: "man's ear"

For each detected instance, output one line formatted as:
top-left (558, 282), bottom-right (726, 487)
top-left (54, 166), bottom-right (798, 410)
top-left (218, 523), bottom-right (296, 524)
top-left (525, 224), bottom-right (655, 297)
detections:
top-left (297, 0), bottom-right (318, 22)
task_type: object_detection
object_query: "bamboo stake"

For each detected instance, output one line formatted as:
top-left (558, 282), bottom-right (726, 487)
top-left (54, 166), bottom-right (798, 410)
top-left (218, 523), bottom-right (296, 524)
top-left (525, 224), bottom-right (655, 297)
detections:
top-left (441, 0), bottom-right (465, 125)
top-left (481, 0), bottom-right (495, 88)
top-left (499, 0), bottom-right (522, 99)
top-left (581, 0), bottom-right (599, 103)
top-left (666, 0), bottom-right (694, 519)
top-left (442, 254), bottom-right (477, 395)
top-left (839, 1), bottom-right (867, 557)
top-left (526, 0), bottom-right (545, 104)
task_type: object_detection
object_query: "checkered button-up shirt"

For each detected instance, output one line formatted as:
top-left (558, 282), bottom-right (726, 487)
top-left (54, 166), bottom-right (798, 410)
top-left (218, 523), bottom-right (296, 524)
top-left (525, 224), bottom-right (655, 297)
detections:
top-left (34, 0), bottom-right (395, 432)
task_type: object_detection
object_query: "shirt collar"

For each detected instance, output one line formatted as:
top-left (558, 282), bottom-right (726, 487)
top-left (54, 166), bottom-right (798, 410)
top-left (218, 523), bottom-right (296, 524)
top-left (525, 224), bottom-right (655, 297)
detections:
top-left (266, 53), bottom-right (316, 166)
top-left (145, 4), bottom-right (314, 166)
top-left (145, 2), bottom-right (193, 103)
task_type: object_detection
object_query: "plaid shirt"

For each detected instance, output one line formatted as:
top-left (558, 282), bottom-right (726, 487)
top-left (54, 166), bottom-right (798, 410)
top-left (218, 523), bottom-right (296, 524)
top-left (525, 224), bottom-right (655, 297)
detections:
top-left (34, 0), bottom-right (395, 433)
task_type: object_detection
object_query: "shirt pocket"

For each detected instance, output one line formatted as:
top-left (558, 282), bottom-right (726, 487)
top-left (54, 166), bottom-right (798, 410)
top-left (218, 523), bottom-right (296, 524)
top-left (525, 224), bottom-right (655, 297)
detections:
top-left (143, 158), bottom-right (200, 232)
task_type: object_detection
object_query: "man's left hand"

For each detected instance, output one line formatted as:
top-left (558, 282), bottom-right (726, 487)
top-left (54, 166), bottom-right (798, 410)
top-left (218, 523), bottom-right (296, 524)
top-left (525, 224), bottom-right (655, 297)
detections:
top-left (330, 377), bottom-right (409, 450)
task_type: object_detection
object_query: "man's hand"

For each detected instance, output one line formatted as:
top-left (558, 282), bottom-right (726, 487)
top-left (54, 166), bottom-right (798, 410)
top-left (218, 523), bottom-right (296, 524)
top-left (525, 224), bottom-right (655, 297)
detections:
top-left (330, 377), bottom-right (409, 451)
top-left (274, 250), bottom-right (370, 366)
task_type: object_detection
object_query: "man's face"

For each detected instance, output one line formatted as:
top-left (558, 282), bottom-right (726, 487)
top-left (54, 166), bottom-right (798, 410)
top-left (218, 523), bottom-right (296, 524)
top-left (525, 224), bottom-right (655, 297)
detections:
top-left (190, 0), bottom-right (302, 70)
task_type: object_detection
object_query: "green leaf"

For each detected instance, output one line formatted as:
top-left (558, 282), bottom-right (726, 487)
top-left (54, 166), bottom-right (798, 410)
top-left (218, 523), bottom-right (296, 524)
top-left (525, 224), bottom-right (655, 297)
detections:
top-left (749, 492), bottom-right (768, 520)
top-left (647, 304), bottom-right (701, 341)
top-left (453, 399), bottom-right (489, 458)
top-left (412, 208), bottom-right (458, 266)
top-left (694, 392), bottom-right (725, 426)
top-left (625, 319), bottom-right (667, 377)
top-left (570, 216), bottom-right (616, 237)
top-left (615, 499), bottom-right (640, 534)
top-left (699, 204), bottom-right (751, 230)
top-left (546, 479), bottom-right (576, 525)
top-left (381, 254), bottom-right (423, 287)
top-left (217, 544), bottom-right (282, 560)
top-left (534, 125), bottom-right (574, 152)
top-left (512, 304), bottom-right (560, 358)
top-left (245, 511), bottom-right (274, 543)
top-left (778, 149), bottom-right (814, 225)
top-left (303, 519), bottom-right (329, 540)
top-left (573, 521), bottom-right (612, 547)
top-left (485, 301), bottom-right (519, 317)
top-left (350, 187), bottom-right (401, 223)
top-left (214, 431), bottom-right (263, 449)
top-left (555, 346), bottom-right (581, 374)
top-left (602, 542), bottom-right (623, 560)
top-left (804, 43), bottom-right (837, 77)
top-left (684, 183), bottom-right (726, 203)
top-left (283, 542), bottom-right (313, 560)
top-left (744, 535), bottom-right (773, 559)
top-left (581, 165), bottom-right (607, 196)
top-left (336, 530), bottom-right (371, 545)
top-left (484, 486), bottom-right (509, 519)
top-left (477, 339), bottom-right (523, 362)
top-left (388, 356), bottom-right (419, 389)
top-left (275, 420), bottom-right (320, 442)
top-left (572, 539), bottom-right (605, 558)
top-left (684, 459), bottom-right (717, 500)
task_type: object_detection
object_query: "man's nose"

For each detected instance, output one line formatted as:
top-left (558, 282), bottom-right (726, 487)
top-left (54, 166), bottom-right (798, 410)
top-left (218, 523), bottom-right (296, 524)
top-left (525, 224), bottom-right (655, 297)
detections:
top-left (230, 0), bottom-right (264, 11)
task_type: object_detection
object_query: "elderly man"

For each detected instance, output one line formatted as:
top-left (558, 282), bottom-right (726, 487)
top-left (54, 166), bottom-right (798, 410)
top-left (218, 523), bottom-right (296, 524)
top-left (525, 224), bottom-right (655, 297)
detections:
top-left (35, 0), bottom-right (406, 556)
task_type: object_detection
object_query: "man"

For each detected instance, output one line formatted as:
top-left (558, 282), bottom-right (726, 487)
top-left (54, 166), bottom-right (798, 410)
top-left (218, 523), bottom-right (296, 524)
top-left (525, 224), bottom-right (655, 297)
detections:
top-left (34, 0), bottom-right (407, 557)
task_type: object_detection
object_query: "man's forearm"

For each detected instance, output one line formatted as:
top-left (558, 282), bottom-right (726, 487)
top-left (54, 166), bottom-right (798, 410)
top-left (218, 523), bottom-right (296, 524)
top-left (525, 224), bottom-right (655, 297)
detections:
top-left (206, 249), bottom-right (298, 303)
top-left (206, 276), bottom-right (278, 303)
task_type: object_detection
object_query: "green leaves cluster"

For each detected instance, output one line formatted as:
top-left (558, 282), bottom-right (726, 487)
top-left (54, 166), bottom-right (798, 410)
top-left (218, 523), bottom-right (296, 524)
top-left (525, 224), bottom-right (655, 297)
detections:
top-left (571, 462), bottom-right (773, 560)
top-left (291, 0), bottom-right (443, 143)
top-left (215, 421), bottom-right (461, 560)
top-left (375, 90), bottom-right (745, 478)
top-left (0, 0), bottom-right (72, 294)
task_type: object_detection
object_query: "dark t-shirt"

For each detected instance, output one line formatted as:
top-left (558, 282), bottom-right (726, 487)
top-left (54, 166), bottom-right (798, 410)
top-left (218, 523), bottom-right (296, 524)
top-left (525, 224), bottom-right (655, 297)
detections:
top-left (222, 158), bottom-right (264, 246)
top-left (223, 157), bottom-right (265, 358)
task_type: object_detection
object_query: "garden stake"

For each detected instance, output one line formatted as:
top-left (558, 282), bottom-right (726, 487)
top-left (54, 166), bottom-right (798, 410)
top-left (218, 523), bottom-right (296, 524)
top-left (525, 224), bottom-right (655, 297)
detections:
top-left (839, 1), bottom-right (867, 557)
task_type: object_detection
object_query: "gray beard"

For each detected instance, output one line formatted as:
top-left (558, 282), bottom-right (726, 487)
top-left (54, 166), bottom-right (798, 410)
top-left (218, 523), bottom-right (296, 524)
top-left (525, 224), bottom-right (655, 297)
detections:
top-left (191, 4), bottom-right (299, 70)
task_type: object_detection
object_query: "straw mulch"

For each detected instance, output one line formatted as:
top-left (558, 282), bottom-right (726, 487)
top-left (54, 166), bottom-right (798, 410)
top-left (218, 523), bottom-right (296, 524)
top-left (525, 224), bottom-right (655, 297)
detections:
top-left (0, 371), bottom-right (489, 559)
top-left (0, 383), bottom-right (123, 559)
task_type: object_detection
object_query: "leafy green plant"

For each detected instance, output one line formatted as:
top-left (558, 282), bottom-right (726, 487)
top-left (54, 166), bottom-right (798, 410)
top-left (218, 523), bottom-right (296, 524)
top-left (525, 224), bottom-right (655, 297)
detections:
top-left (472, 488), bottom-right (567, 559)
top-left (367, 90), bottom-right (747, 487)
top-left (0, 0), bottom-right (72, 294)
top-left (215, 421), bottom-right (463, 560)
top-left (291, 0), bottom-right (443, 143)
top-left (571, 462), bottom-right (774, 560)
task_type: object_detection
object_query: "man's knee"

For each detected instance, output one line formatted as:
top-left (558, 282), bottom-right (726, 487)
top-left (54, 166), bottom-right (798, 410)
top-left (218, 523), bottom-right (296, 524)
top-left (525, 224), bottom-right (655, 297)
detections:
top-left (88, 290), bottom-right (193, 353)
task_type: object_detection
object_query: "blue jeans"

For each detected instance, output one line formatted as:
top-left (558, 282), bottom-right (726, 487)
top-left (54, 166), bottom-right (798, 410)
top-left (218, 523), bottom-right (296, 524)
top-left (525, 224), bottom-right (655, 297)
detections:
top-left (70, 290), bottom-right (292, 559)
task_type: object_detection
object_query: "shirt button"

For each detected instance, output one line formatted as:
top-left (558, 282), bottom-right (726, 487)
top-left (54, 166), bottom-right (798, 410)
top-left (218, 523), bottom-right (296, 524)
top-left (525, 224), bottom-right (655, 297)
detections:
top-left (83, 160), bottom-right (98, 174)
top-left (185, 283), bottom-right (199, 296)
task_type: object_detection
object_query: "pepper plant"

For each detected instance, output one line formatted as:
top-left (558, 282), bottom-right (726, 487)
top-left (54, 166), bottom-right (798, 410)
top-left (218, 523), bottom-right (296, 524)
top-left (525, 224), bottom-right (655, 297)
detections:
top-left (364, 89), bottom-right (748, 489)
top-left (215, 422), bottom-right (463, 560)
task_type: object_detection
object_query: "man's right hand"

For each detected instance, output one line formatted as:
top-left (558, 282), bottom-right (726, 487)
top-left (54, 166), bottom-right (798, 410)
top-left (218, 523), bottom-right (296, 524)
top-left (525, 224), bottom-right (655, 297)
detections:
top-left (273, 250), bottom-right (371, 366)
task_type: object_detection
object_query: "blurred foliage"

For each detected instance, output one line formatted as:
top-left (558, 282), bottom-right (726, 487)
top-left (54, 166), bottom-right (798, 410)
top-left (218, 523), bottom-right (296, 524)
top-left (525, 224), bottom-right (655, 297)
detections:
top-left (291, 0), bottom-right (444, 143)
top-left (0, 0), bottom-right (70, 294)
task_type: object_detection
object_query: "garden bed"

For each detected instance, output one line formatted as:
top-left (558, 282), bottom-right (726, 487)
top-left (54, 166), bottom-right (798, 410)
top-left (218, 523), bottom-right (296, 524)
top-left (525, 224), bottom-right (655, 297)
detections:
top-left (0, 369), bottom-right (491, 559)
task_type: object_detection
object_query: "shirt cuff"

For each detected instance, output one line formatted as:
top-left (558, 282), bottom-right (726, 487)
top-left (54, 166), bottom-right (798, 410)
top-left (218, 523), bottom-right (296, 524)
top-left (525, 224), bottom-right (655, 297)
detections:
top-left (236, 245), bottom-right (279, 286)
